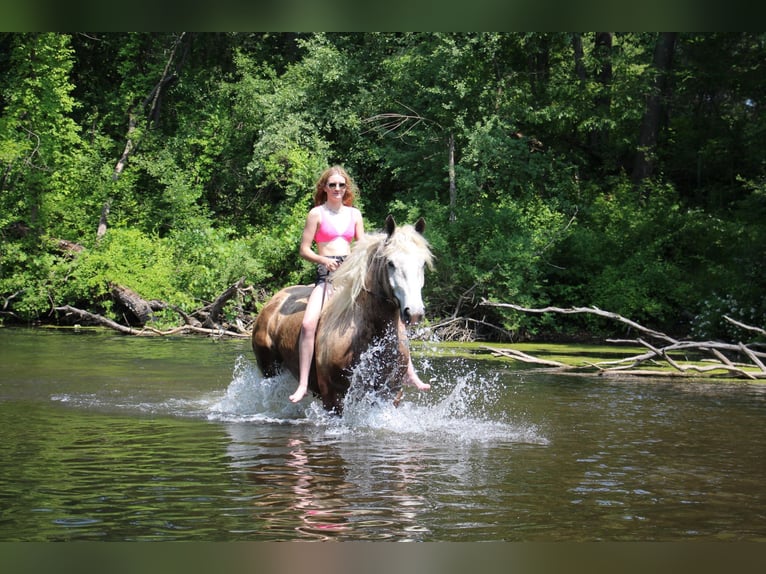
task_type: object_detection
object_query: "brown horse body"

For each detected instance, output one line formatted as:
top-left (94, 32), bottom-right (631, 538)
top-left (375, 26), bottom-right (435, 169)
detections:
top-left (251, 216), bottom-right (432, 413)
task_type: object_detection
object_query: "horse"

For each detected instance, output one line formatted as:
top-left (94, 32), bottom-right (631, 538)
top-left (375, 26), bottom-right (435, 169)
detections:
top-left (251, 215), bottom-right (433, 414)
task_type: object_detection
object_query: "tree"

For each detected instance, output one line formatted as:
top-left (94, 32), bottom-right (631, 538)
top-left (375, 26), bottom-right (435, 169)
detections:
top-left (0, 33), bottom-right (83, 237)
top-left (632, 32), bottom-right (677, 189)
top-left (0, 33), bottom-right (764, 340)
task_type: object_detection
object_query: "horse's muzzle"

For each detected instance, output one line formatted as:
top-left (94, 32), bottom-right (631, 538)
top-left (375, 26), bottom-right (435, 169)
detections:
top-left (402, 307), bottom-right (424, 326)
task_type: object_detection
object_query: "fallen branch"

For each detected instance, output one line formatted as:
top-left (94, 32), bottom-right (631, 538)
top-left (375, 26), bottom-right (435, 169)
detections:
top-left (425, 315), bottom-right (513, 342)
top-left (725, 315), bottom-right (766, 338)
top-left (481, 299), bottom-right (766, 380)
top-left (55, 305), bottom-right (144, 335)
top-left (54, 305), bottom-right (249, 339)
top-left (483, 301), bottom-right (677, 344)
top-left (482, 346), bottom-right (567, 368)
top-left (54, 277), bottom-right (252, 339)
top-left (195, 277), bottom-right (245, 329)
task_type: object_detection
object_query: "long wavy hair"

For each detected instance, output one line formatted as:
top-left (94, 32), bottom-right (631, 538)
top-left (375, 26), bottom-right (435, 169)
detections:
top-left (312, 165), bottom-right (358, 207)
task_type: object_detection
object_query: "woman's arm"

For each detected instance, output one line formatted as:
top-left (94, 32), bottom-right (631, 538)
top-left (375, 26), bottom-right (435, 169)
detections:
top-left (353, 208), bottom-right (365, 241)
top-left (298, 208), bottom-right (323, 264)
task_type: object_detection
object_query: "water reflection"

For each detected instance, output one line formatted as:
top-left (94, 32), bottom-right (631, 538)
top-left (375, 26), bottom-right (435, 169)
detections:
top-left (2, 328), bottom-right (766, 541)
top-left (222, 422), bottom-right (436, 541)
top-left (225, 425), bottom-right (354, 540)
top-left (283, 438), bottom-right (352, 538)
top-left (211, 353), bottom-right (549, 540)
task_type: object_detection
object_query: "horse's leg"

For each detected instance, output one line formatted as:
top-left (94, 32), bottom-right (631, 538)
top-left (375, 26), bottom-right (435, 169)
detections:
top-left (321, 392), bottom-right (341, 415)
top-left (395, 318), bottom-right (430, 391)
top-left (252, 310), bottom-right (279, 377)
top-left (253, 344), bottom-right (279, 377)
top-left (404, 359), bottom-right (430, 390)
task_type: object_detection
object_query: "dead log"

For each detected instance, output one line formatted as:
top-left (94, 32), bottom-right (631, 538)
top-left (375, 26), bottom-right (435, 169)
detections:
top-left (110, 284), bottom-right (156, 325)
top-left (55, 305), bottom-right (144, 335)
top-left (54, 277), bottom-right (252, 338)
top-left (54, 304), bottom-right (249, 338)
top-left (482, 346), bottom-right (567, 368)
top-left (195, 277), bottom-right (245, 329)
top-left (484, 301), bottom-right (678, 344)
top-left (481, 300), bottom-right (766, 380)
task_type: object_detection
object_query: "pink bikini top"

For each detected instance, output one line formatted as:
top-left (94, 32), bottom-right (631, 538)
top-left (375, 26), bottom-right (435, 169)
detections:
top-left (315, 207), bottom-right (356, 243)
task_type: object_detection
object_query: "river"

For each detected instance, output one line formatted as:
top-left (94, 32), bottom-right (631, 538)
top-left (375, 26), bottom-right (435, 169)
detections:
top-left (1, 327), bottom-right (765, 541)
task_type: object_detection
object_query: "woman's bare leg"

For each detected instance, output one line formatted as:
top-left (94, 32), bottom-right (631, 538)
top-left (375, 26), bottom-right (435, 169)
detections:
top-left (405, 358), bottom-right (430, 390)
top-left (290, 284), bottom-right (326, 403)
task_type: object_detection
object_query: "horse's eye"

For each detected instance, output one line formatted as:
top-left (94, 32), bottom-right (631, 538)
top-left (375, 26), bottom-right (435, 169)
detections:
top-left (387, 261), bottom-right (395, 269)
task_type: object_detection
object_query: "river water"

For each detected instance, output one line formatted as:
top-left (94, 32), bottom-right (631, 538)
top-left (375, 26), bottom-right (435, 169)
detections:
top-left (1, 327), bottom-right (765, 542)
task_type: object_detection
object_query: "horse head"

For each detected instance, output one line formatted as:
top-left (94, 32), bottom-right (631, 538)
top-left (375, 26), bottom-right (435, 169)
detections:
top-left (382, 214), bottom-right (430, 326)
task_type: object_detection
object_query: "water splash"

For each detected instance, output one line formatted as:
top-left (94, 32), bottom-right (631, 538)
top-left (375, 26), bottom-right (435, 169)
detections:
top-left (210, 354), bottom-right (547, 446)
top-left (208, 355), bottom-right (310, 424)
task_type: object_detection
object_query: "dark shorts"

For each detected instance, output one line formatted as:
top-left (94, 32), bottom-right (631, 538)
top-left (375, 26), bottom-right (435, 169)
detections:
top-left (315, 255), bottom-right (346, 285)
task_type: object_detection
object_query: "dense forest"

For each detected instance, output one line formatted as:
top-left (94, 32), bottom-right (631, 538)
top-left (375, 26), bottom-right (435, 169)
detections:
top-left (1, 32), bottom-right (764, 341)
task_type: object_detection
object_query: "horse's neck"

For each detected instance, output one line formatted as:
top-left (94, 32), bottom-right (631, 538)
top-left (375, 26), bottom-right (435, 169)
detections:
top-left (354, 290), bottom-right (400, 340)
top-left (362, 264), bottom-right (399, 322)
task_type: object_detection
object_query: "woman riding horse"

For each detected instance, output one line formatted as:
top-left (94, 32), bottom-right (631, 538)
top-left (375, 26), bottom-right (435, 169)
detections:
top-left (251, 214), bottom-right (433, 413)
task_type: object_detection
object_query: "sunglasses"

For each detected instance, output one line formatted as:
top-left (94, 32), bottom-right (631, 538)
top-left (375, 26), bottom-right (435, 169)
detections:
top-left (327, 182), bottom-right (347, 189)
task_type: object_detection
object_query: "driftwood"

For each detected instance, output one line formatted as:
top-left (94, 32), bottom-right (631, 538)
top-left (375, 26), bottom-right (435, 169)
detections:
top-left (481, 300), bottom-right (766, 380)
top-left (196, 277), bottom-right (245, 329)
top-left (110, 284), bottom-right (157, 325)
top-left (483, 346), bottom-right (568, 368)
top-left (423, 316), bottom-right (513, 342)
top-left (54, 277), bottom-right (252, 339)
top-left (54, 305), bottom-right (249, 338)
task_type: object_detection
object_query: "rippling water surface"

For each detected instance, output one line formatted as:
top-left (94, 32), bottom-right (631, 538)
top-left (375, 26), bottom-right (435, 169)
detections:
top-left (1, 328), bottom-right (765, 541)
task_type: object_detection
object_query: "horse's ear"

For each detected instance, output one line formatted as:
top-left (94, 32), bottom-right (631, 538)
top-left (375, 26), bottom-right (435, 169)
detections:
top-left (415, 217), bottom-right (426, 235)
top-left (384, 214), bottom-right (396, 237)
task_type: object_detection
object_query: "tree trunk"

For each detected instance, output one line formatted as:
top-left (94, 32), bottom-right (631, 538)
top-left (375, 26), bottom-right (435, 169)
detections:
top-left (111, 283), bottom-right (156, 325)
top-left (589, 32), bottom-right (614, 155)
top-left (96, 199), bottom-right (110, 240)
top-left (448, 132), bottom-right (456, 222)
top-left (105, 33), bottom-right (187, 238)
top-left (632, 32), bottom-right (678, 188)
top-left (572, 33), bottom-right (587, 82)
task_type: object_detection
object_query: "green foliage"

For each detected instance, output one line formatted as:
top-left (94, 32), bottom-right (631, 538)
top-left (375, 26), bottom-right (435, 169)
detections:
top-left (167, 225), bottom-right (269, 302)
top-left (1, 33), bottom-right (765, 340)
top-left (690, 178), bottom-right (766, 339)
top-left (228, 48), bottom-right (332, 217)
top-left (547, 179), bottom-right (705, 334)
top-left (56, 228), bottom-right (192, 315)
top-left (0, 33), bottom-right (85, 236)
top-left (0, 238), bottom-right (59, 322)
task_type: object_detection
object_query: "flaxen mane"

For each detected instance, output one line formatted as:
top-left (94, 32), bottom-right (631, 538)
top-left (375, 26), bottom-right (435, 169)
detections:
top-left (321, 224), bottom-right (433, 333)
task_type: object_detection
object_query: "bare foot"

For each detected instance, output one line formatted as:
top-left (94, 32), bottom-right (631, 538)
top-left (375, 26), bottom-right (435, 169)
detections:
top-left (406, 375), bottom-right (431, 391)
top-left (289, 386), bottom-right (308, 403)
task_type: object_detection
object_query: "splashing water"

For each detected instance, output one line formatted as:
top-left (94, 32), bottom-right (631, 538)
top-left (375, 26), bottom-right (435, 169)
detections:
top-left (208, 355), bottom-right (311, 424)
top-left (210, 353), bottom-right (547, 446)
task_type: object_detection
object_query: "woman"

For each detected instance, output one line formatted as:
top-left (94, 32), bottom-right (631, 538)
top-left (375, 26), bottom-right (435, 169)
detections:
top-left (289, 165), bottom-right (430, 403)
